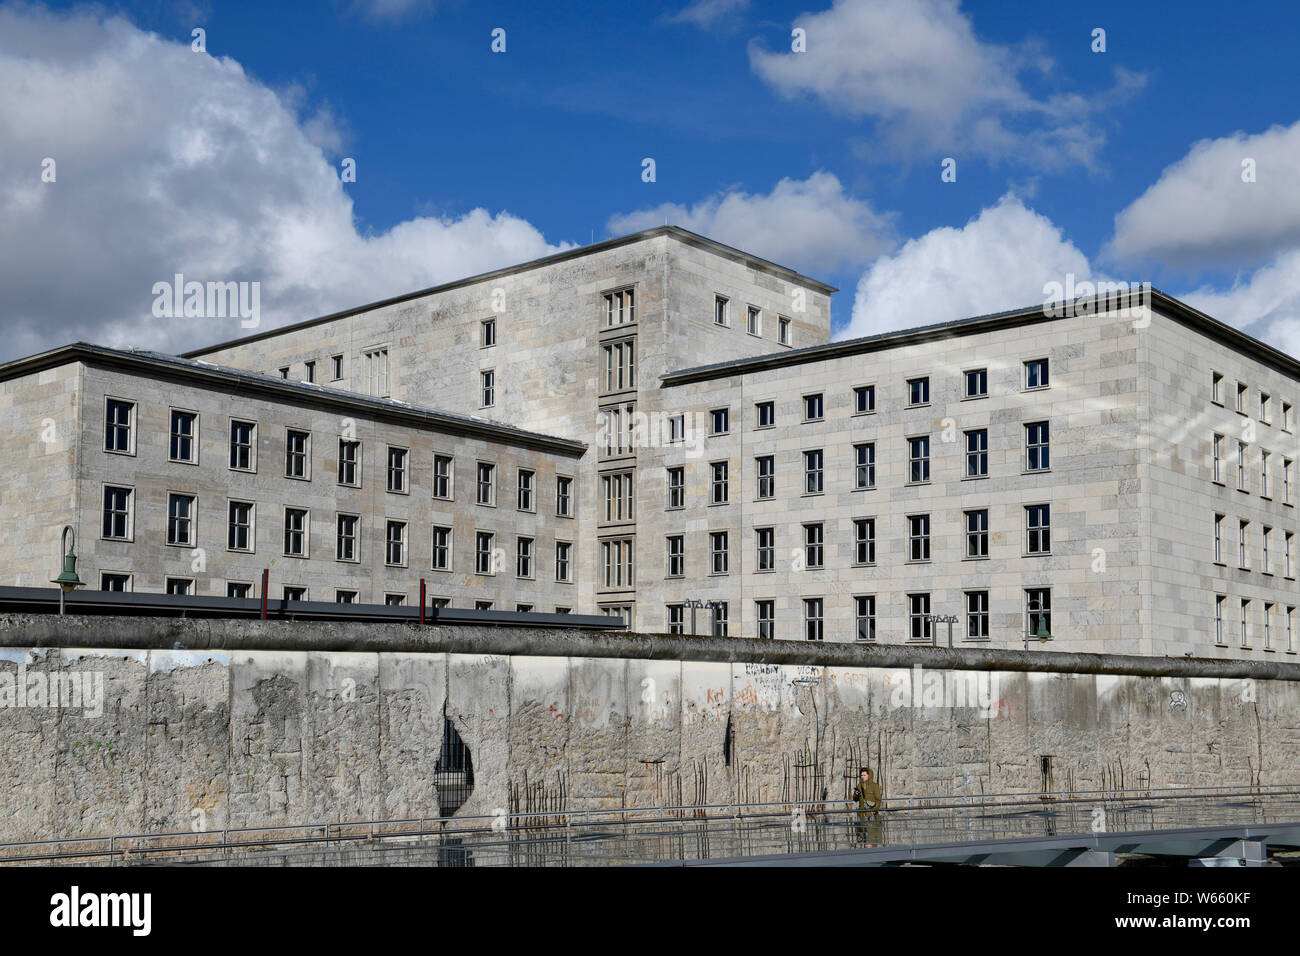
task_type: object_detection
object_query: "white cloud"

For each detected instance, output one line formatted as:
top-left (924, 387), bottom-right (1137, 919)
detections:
top-left (664, 0), bottom-right (750, 28)
top-left (0, 6), bottom-right (566, 362)
top-left (1182, 250), bottom-right (1300, 357)
top-left (346, 0), bottom-right (436, 21)
top-left (606, 171), bottom-right (896, 276)
top-left (749, 0), bottom-right (1138, 167)
top-left (1108, 121), bottom-right (1300, 269)
top-left (844, 195), bottom-right (1092, 339)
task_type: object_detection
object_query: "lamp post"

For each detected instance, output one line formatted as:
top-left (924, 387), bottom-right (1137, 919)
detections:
top-left (684, 598), bottom-right (724, 636)
top-left (50, 525), bottom-right (84, 616)
top-left (1024, 598), bottom-right (1052, 650)
top-left (923, 613), bottom-right (959, 648)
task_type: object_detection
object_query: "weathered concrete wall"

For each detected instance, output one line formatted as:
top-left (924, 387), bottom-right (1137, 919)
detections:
top-left (0, 616), bottom-right (1296, 843)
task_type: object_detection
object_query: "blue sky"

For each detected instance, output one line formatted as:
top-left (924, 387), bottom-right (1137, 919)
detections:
top-left (3, 0), bottom-right (1300, 358)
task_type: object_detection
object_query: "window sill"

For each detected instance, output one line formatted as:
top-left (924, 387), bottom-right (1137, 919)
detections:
top-left (961, 474), bottom-right (989, 481)
top-left (963, 555), bottom-right (990, 562)
top-left (852, 485), bottom-right (876, 492)
top-left (1022, 469), bottom-right (1051, 476)
top-left (754, 424), bottom-right (774, 431)
top-left (103, 449), bottom-right (137, 457)
top-left (1023, 552), bottom-right (1052, 558)
top-left (961, 394), bottom-right (988, 402)
top-left (1212, 480), bottom-right (1225, 487)
top-left (852, 410), bottom-right (878, 418)
top-left (284, 475), bottom-right (311, 482)
top-left (1023, 385), bottom-right (1050, 393)
top-left (906, 404), bottom-right (930, 410)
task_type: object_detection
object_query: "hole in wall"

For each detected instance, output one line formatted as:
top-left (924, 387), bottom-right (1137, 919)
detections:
top-left (435, 716), bottom-right (475, 817)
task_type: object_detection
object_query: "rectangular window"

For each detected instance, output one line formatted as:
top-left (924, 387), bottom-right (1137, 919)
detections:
top-left (1215, 595), bottom-right (1226, 645)
top-left (855, 443), bottom-right (876, 489)
top-left (908, 435), bottom-right (930, 483)
top-left (338, 514), bottom-right (358, 562)
top-left (964, 369), bottom-right (988, 399)
top-left (667, 535), bottom-right (685, 577)
top-left (556, 475), bottom-right (573, 516)
top-left (966, 590), bottom-right (990, 640)
top-left (756, 401), bottom-right (775, 428)
top-left (365, 347), bottom-right (389, 398)
top-left (853, 518), bottom-right (876, 565)
top-left (518, 469), bottom-right (535, 511)
top-left (432, 526), bottom-right (451, 570)
top-left (386, 520), bottom-right (407, 566)
top-left (778, 316), bottom-right (791, 346)
top-left (1025, 422), bottom-right (1050, 471)
top-left (710, 531), bottom-right (729, 574)
top-left (1286, 531), bottom-right (1294, 578)
top-left (907, 377), bottom-right (929, 406)
top-left (965, 429), bottom-right (988, 478)
top-left (481, 318), bottom-right (496, 348)
top-left (601, 470), bottom-right (634, 521)
top-left (710, 408), bottom-right (729, 435)
top-left (476, 531), bottom-right (496, 575)
top-left (666, 467), bottom-right (685, 509)
top-left (1265, 602), bottom-right (1275, 649)
top-left (1214, 513), bottom-right (1224, 563)
top-left (387, 446), bottom-right (408, 493)
top-left (433, 454), bottom-right (453, 499)
top-left (279, 367), bottom-right (289, 380)
top-left (605, 288), bottom-right (635, 326)
top-left (331, 354), bottom-right (343, 380)
top-left (284, 507), bottom-right (308, 557)
top-left (105, 399), bottom-right (134, 453)
top-left (230, 420), bottom-right (255, 470)
top-left (803, 598), bottom-right (824, 642)
top-left (757, 600), bottom-right (775, 640)
top-left (516, 536), bottom-right (533, 578)
top-left (227, 582), bottom-right (251, 598)
top-left (1241, 598), bottom-right (1250, 647)
top-left (227, 500), bottom-right (253, 552)
top-left (1025, 358), bottom-right (1049, 389)
top-left (1237, 382), bottom-right (1247, 413)
top-left (480, 369), bottom-right (495, 407)
top-left (756, 527), bottom-right (775, 571)
top-left (1026, 504), bottom-right (1051, 554)
top-left (1238, 441), bottom-right (1248, 490)
top-left (1213, 434), bottom-right (1223, 482)
top-left (600, 538), bottom-right (635, 588)
top-left (1262, 450), bottom-right (1271, 497)
top-left (170, 410), bottom-right (197, 463)
top-left (715, 295), bottom-right (729, 326)
top-left (747, 306), bottom-right (761, 336)
top-left (710, 461), bottom-right (729, 504)
top-left (167, 578), bottom-right (194, 596)
top-left (555, 541), bottom-right (572, 582)
top-left (1285, 458), bottom-right (1293, 503)
top-left (803, 394), bottom-right (824, 421)
top-left (1026, 588), bottom-right (1052, 639)
top-left (1212, 372), bottom-right (1223, 404)
top-left (101, 573), bottom-right (131, 592)
top-left (286, 429), bottom-right (309, 479)
top-left (908, 593), bottom-right (932, 642)
top-left (1289, 606), bottom-right (1297, 652)
top-left (856, 596), bottom-right (876, 642)
top-left (102, 486), bottom-right (131, 539)
top-left (667, 604), bottom-right (685, 636)
top-left (1285, 402), bottom-right (1294, 432)
top-left (1263, 526), bottom-right (1273, 573)
top-left (803, 523), bottom-right (824, 568)
top-left (1261, 392), bottom-right (1271, 423)
top-left (1240, 520), bottom-right (1249, 568)
top-left (477, 462), bottom-right (495, 505)
top-left (965, 509), bottom-right (989, 558)
top-left (668, 414), bottom-right (685, 443)
top-left (602, 340), bottom-right (636, 392)
top-left (304, 360), bottom-right (315, 383)
top-left (854, 385), bottom-right (876, 415)
top-left (711, 602), bottom-right (729, 637)
top-left (167, 493), bottom-right (195, 546)
top-left (756, 456), bottom-right (775, 499)
top-left (908, 514), bottom-right (931, 562)
top-left (804, 449), bottom-right (824, 494)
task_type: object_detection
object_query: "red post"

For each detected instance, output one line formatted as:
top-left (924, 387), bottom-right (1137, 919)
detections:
top-left (420, 578), bottom-right (426, 624)
top-left (261, 568), bottom-right (269, 620)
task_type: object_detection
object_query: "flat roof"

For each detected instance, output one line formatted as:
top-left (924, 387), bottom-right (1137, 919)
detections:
top-left (661, 288), bottom-right (1300, 385)
top-left (0, 343), bottom-right (586, 455)
top-left (183, 225), bottom-right (838, 357)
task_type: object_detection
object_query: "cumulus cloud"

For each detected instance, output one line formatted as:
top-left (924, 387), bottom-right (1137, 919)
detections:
top-left (606, 171), bottom-right (896, 276)
top-left (1181, 250), bottom-right (1300, 357)
top-left (844, 194), bottom-right (1093, 339)
top-left (1108, 121), bottom-right (1300, 269)
top-left (0, 5), bottom-right (565, 362)
top-left (749, 0), bottom-right (1141, 167)
top-left (664, 0), bottom-right (750, 28)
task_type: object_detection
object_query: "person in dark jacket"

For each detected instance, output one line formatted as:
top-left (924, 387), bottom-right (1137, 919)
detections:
top-left (851, 767), bottom-right (883, 845)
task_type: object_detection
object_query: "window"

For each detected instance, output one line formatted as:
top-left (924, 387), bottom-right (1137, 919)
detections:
top-left (605, 288), bottom-right (635, 326)
top-left (432, 526), bottom-right (451, 570)
top-left (803, 523), bottom-right (824, 568)
top-left (757, 600), bottom-right (775, 640)
top-left (1212, 372), bottom-right (1224, 404)
top-left (1024, 358), bottom-right (1049, 390)
top-left (385, 594), bottom-right (406, 607)
top-left (102, 486), bottom-right (132, 539)
top-left (226, 420), bottom-right (254, 471)
top-left (756, 527), bottom-right (775, 571)
top-left (964, 369), bottom-right (988, 399)
top-left (477, 462), bottom-right (495, 505)
top-left (167, 493), bottom-right (195, 546)
top-left (1215, 595), bottom-right (1226, 645)
top-left (364, 347), bottom-right (389, 397)
top-left (756, 456), bottom-right (775, 499)
top-left (714, 295), bottom-right (729, 326)
top-left (386, 520), bottom-right (407, 566)
top-left (105, 399), bottom-right (134, 453)
top-left (1213, 513), bottom-right (1224, 563)
top-left (908, 436), bottom-right (930, 483)
top-left (908, 514), bottom-right (931, 562)
top-left (666, 467), bottom-right (685, 509)
top-left (600, 538), bottom-right (634, 588)
top-left (1239, 520), bottom-right (1249, 568)
top-left (855, 596), bottom-right (876, 642)
top-left (480, 369), bottom-right (495, 408)
top-left (516, 605), bottom-right (533, 614)
top-left (1262, 450), bottom-right (1271, 497)
top-left (778, 316), bottom-right (791, 346)
top-left (518, 469), bottom-right (535, 511)
top-left (1212, 434), bottom-right (1223, 483)
top-left (481, 318), bottom-right (496, 348)
top-left (747, 306), bottom-right (761, 336)
top-left (555, 541), bottom-right (572, 582)
top-left (965, 429), bottom-right (988, 478)
top-left (710, 461), bottom-right (729, 505)
top-left (1285, 402), bottom-right (1294, 432)
top-left (907, 377), bottom-right (929, 406)
top-left (279, 367), bottom-right (290, 380)
top-left (337, 438), bottom-right (360, 486)
top-left (283, 587), bottom-right (307, 602)
top-left (804, 449), bottom-right (824, 494)
top-left (1240, 598), bottom-right (1250, 647)
top-left (227, 501), bottom-right (253, 552)
top-left (602, 340), bottom-right (636, 392)
top-left (286, 429), bottom-right (310, 479)
top-left (710, 531), bottom-right (729, 574)
top-left (710, 408), bottom-right (729, 435)
top-left (1026, 589), bottom-right (1052, 639)
top-left (854, 385), bottom-right (875, 415)
top-left (966, 591), bottom-right (990, 640)
top-left (909, 593), bottom-right (932, 642)
top-left (1286, 532), bottom-right (1294, 578)
top-left (227, 582), bottom-right (251, 598)
top-left (667, 605), bottom-right (685, 635)
top-left (966, 509), bottom-right (989, 558)
top-left (601, 470), bottom-right (634, 521)
top-left (167, 578), bottom-right (194, 596)
top-left (756, 401), bottom-right (775, 428)
top-left (101, 573), bottom-right (130, 592)
top-left (476, 531), bottom-right (496, 575)
top-left (855, 443), bottom-right (876, 489)
top-left (556, 475), bottom-right (573, 516)
top-left (711, 602), bottom-right (729, 637)
top-left (284, 508), bottom-right (308, 556)
top-left (1261, 392), bottom-right (1271, 423)
top-left (853, 518), bottom-right (876, 565)
top-left (516, 537), bottom-right (533, 578)
top-left (803, 598), bottom-right (824, 642)
top-left (667, 535), bottom-right (685, 577)
top-left (1025, 422), bottom-right (1050, 471)
top-left (1263, 526), bottom-right (1273, 573)
top-left (1026, 505), bottom-right (1051, 554)
top-left (1285, 459), bottom-right (1293, 503)
top-left (803, 393), bottom-right (824, 421)
top-left (476, 601), bottom-right (495, 611)
top-left (387, 446), bottom-right (408, 493)
top-left (1236, 382), bottom-right (1247, 413)
top-left (169, 410), bottom-right (197, 463)
top-left (304, 360), bottom-right (316, 383)
top-left (1289, 606), bottom-right (1297, 652)
top-left (1238, 441), bottom-right (1248, 491)
top-left (433, 455), bottom-right (453, 499)
top-left (331, 354), bottom-right (343, 380)
top-left (668, 414), bottom-right (685, 444)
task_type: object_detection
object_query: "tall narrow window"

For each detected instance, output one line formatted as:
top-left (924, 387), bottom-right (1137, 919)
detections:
top-left (756, 456), bottom-right (775, 499)
top-left (909, 593), bottom-right (932, 642)
top-left (555, 541), bottom-right (572, 582)
top-left (666, 467), bottom-right (685, 509)
top-left (747, 306), bottom-right (761, 335)
top-left (803, 598), bottom-right (824, 642)
top-left (286, 429), bottom-right (309, 479)
top-left (855, 443), bottom-right (876, 489)
top-left (518, 469), bottom-right (535, 511)
top-left (757, 600), bottom-right (775, 640)
top-left (710, 531), bottom-right (729, 574)
top-left (1239, 520), bottom-right (1249, 568)
top-left (365, 347), bottom-right (389, 397)
top-left (1026, 505), bottom-right (1051, 554)
top-left (1025, 422), bottom-right (1050, 471)
top-left (337, 515), bottom-right (359, 562)
top-left (714, 295), bottom-right (729, 326)
top-left (556, 475), bottom-right (573, 516)
top-left (386, 520), bottom-right (407, 566)
top-left (1215, 595), bottom-right (1226, 645)
top-left (804, 449), bottom-right (824, 494)
top-left (756, 527), bottom-right (775, 571)
top-left (433, 454), bottom-right (453, 499)
top-left (230, 420), bottom-right (255, 470)
top-left (965, 591), bottom-right (990, 640)
top-left (778, 316), bottom-right (791, 346)
top-left (600, 471), bottom-right (634, 521)
top-left (1026, 589), bottom-right (1052, 639)
top-left (284, 507), bottom-right (308, 557)
top-left (481, 318), bottom-right (496, 347)
top-left (387, 446), bottom-right (408, 493)
top-left (908, 514), bottom-right (931, 562)
top-left (227, 501), bottom-right (253, 552)
top-left (965, 509), bottom-right (989, 558)
top-left (1214, 513), bottom-right (1224, 563)
top-left (516, 537), bottom-right (533, 578)
top-left (476, 531), bottom-right (495, 575)
top-left (477, 462), bottom-right (495, 505)
top-left (710, 461), bottom-right (729, 504)
top-left (853, 518), bottom-right (875, 565)
top-left (105, 399), bottom-right (134, 453)
top-left (102, 487), bottom-right (131, 539)
top-left (908, 436), bottom-right (930, 483)
top-left (855, 596), bottom-right (876, 642)
top-left (170, 410), bottom-right (197, 463)
top-left (1240, 598), bottom-right (1250, 647)
top-left (965, 429), bottom-right (988, 478)
top-left (803, 523), bottom-right (824, 568)
top-left (167, 493), bottom-right (195, 546)
top-left (1238, 441), bottom-right (1248, 490)
top-left (1212, 434), bottom-right (1223, 482)
top-left (667, 535), bottom-right (685, 577)
top-left (481, 369), bottom-right (495, 407)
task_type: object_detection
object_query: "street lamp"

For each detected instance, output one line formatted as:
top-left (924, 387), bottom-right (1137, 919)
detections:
top-left (1025, 598), bottom-right (1052, 650)
top-left (683, 598), bottom-right (724, 636)
top-left (922, 613), bottom-right (959, 648)
top-left (50, 525), bottom-right (84, 616)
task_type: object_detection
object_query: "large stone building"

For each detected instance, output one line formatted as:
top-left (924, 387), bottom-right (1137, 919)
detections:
top-left (2, 226), bottom-right (1298, 659)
